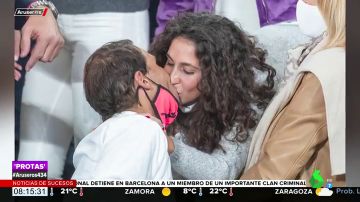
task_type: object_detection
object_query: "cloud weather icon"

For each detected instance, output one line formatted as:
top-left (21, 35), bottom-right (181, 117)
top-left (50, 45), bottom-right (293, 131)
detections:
top-left (315, 188), bottom-right (333, 196)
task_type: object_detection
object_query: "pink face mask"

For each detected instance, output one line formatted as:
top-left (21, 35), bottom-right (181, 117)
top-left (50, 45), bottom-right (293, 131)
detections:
top-left (143, 77), bottom-right (179, 129)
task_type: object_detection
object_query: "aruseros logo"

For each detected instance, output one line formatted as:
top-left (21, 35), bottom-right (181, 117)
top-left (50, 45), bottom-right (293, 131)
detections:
top-left (14, 8), bottom-right (48, 17)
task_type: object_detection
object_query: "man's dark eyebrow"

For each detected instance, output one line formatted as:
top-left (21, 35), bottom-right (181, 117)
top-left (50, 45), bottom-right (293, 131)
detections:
top-left (166, 53), bottom-right (174, 61)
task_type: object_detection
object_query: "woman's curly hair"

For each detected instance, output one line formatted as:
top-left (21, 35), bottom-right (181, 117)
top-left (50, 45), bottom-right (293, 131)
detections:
top-left (150, 13), bottom-right (276, 153)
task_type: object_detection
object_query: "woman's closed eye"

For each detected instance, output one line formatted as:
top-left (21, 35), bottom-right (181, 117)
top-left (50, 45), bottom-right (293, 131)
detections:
top-left (182, 68), bottom-right (194, 75)
top-left (181, 66), bottom-right (195, 75)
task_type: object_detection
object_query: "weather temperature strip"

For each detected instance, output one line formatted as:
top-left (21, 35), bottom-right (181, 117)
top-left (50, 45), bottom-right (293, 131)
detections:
top-left (60, 188), bottom-right (78, 195)
top-left (209, 188), bottom-right (228, 194)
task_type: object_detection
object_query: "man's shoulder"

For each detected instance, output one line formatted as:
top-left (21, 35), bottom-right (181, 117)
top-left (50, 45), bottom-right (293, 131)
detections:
top-left (103, 112), bottom-right (164, 139)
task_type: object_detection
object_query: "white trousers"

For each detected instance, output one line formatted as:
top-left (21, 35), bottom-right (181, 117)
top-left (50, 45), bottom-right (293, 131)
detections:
top-left (19, 11), bottom-right (149, 178)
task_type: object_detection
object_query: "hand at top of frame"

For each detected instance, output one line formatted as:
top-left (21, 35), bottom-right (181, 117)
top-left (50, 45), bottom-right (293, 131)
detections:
top-left (14, 8), bottom-right (64, 73)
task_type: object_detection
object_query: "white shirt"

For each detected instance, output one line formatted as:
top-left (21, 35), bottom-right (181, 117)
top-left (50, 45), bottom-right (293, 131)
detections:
top-left (72, 111), bottom-right (172, 180)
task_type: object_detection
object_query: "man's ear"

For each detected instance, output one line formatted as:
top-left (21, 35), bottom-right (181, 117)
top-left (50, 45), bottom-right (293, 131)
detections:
top-left (134, 71), bottom-right (152, 90)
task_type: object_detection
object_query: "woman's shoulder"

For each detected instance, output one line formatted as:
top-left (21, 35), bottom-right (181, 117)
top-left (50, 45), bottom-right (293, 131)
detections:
top-left (304, 47), bottom-right (345, 68)
top-left (218, 128), bottom-right (252, 153)
top-left (300, 47), bottom-right (345, 83)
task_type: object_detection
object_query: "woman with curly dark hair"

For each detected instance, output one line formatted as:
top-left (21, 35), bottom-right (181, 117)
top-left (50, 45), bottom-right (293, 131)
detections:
top-left (150, 13), bottom-right (276, 179)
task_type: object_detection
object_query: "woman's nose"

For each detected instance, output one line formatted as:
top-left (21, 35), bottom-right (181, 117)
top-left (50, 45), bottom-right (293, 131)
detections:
top-left (168, 85), bottom-right (180, 101)
top-left (170, 68), bottom-right (180, 85)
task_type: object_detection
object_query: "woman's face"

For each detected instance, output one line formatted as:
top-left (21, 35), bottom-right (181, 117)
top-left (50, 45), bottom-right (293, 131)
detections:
top-left (164, 37), bottom-right (202, 105)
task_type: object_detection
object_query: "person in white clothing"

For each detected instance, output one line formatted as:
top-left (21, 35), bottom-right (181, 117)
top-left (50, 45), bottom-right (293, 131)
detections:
top-left (72, 40), bottom-right (179, 180)
top-left (19, 2), bottom-right (150, 179)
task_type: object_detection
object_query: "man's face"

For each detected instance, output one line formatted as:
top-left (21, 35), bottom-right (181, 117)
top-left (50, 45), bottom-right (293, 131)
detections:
top-left (144, 52), bottom-right (180, 102)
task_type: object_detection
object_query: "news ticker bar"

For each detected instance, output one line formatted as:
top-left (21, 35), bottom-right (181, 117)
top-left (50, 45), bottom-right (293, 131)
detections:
top-left (0, 180), bottom-right (307, 188)
top-left (5, 187), bottom-right (360, 199)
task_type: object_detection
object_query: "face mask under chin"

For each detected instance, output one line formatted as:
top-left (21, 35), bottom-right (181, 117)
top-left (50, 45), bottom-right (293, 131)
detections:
top-left (142, 77), bottom-right (179, 128)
